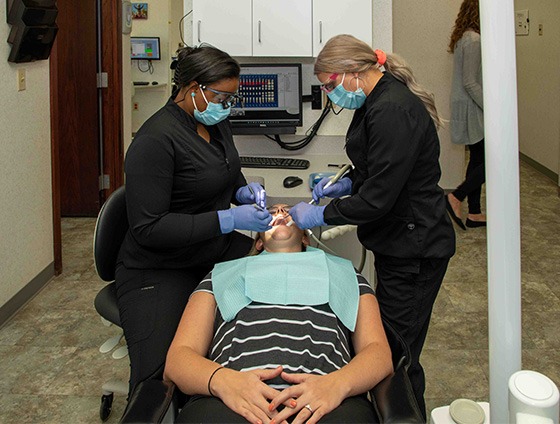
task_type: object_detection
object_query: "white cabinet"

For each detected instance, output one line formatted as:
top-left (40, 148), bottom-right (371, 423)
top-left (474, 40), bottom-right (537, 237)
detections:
top-left (191, 0), bottom-right (371, 57)
top-left (192, 0), bottom-right (252, 56)
top-left (312, 0), bottom-right (372, 56)
top-left (252, 0), bottom-right (312, 57)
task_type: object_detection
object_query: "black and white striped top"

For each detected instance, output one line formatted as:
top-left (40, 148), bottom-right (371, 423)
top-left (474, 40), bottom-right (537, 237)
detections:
top-left (194, 274), bottom-right (375, 389)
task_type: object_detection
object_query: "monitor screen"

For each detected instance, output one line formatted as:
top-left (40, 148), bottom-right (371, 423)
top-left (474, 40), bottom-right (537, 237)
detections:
top-left (130, 36), bottom-right (161, 60)
top-left (229, 63), bottom-right (302, 135)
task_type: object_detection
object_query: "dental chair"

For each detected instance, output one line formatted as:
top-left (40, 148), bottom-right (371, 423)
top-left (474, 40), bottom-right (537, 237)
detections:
top-left (93, 185), bottom-right (129, 421)
top-left (119, 318), bottom-right (424, 423)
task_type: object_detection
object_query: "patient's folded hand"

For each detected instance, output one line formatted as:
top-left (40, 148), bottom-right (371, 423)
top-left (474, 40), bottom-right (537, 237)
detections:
top-left (213, 366), bottom-right (294, 424)
top-left (269, 372), bottom-right (346, 424)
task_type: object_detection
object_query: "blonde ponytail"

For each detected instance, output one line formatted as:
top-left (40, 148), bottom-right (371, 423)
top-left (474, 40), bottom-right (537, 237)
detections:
top-left (383, 53), bottom-right (444, 129)
top-left (315, 34), bottom-right (443, 129)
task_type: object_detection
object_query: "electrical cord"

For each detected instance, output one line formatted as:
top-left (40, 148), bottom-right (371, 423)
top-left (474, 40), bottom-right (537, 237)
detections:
top-left (137, 60), bottom-right (154, 74)
top-left (268, 98), bottom-right (333, 151)
top-left (179, 10), bottom-right (193, 47)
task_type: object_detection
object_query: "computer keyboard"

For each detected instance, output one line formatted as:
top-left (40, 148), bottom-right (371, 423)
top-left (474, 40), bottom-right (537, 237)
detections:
top-left (239, 156), bottom-right (310, 170)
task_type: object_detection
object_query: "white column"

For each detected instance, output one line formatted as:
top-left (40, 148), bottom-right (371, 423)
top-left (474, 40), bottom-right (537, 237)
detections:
top-left (479, 1), bottom-right (522, 422)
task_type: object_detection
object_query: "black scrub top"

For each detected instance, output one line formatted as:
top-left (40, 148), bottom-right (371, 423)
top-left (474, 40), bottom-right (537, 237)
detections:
top-left (324, 73), bottom-right (455, 260)
top-left (118, 97), bottom-right (246, 269)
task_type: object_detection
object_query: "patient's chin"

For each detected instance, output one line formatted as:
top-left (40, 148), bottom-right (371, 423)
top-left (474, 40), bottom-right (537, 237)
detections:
top-left (268, 225), bottom-right (294, 240)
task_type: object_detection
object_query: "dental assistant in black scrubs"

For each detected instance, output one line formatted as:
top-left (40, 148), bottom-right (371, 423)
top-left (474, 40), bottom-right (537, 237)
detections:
top-left (116, 45), bottom-right (271, 394)
top-left (289, 34), bottom-right (456, 418)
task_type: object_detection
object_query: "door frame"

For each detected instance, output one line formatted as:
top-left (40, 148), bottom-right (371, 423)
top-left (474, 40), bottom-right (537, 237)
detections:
top-left (50, 0), bottom-right (124, 274)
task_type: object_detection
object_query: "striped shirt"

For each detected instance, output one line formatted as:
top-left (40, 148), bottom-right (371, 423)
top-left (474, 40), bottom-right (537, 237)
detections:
top-left (194, 273), bottom-right (375, 389)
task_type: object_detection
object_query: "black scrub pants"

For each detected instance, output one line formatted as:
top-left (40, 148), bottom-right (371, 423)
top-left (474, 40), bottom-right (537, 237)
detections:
top-left (374, 255), bottom-right (450, 420)
top-left (452, 139), bottom-right (485, 214)
top-left (176, 395), bottom-right (377, 423)
top-left (115, 231), bottom-right (253, 395)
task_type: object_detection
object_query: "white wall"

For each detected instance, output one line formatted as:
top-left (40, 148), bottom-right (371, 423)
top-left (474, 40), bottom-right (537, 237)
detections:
top-left (514, 0), bottom-right (560, 179)
top-left (393, 0), bottom-right (465, 190)
top-left (0, 10), bottom-right (54, 307)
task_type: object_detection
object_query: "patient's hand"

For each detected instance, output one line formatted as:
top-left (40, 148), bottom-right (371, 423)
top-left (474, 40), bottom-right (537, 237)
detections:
top-left (269, 372), bottom-right (346, 424)
top-left (211, 365), bottom-right (294, 424)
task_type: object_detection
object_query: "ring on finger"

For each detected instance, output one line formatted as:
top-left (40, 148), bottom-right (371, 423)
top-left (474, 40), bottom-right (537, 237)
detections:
top-left (305, 404), bottom-right (313, 413)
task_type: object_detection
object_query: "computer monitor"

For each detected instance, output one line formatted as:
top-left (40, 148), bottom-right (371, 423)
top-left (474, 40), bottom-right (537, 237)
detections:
top-left (130, 36), bottom-right (161, 60)
top-left (229, 63), bottom-right (302, 135)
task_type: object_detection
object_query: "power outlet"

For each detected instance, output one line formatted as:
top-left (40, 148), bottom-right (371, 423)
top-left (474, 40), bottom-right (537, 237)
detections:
top-left (17, 68), bottom-right (26, 91)
top-left (311, 85), bottom-right (322, 110)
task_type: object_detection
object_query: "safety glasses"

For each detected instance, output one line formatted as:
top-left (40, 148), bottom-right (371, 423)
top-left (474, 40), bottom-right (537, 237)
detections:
top-left (267, 205), bottom-right (291, 215)
top-left (320, 73), bottom-right (339, 93)
top-left (200, 85), bottom-right (242, 109)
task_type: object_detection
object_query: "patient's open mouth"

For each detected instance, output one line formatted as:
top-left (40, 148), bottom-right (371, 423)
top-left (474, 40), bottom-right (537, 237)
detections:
top-left (270, 214), bottom-right (289, 226)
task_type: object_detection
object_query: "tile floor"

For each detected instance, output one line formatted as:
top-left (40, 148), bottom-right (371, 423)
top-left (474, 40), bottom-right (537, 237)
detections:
top-left (0, 160), bottom-right (558, 423)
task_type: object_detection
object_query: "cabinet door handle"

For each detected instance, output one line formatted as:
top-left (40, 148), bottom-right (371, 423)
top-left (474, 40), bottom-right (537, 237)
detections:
top-left (197, 20), bottom-right (201, 42)
top-left (258, 20), bottom-right (261, 43)
top-left (319, 21), bottom-right (323, 44)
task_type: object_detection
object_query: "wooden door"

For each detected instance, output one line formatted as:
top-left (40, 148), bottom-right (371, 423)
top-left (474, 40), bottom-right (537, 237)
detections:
top-left (51, 0), bottom-right (100, 216)
top-left (50, 0), bottom-right (123, 272)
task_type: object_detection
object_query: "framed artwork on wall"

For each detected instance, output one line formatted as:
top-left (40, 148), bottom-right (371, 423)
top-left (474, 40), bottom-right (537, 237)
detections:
top-left (132, 3), bottom-right (148, 19)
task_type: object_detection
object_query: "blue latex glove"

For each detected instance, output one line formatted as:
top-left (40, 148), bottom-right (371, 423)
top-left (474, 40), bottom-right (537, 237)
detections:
top-left (289, 202), bottom-right (326, 230)
top-left (236, 182), bottom-right (266, 209)
top-left (218, 205), bottom-right (272, 234)
top-left (312, 176), bottom-right (352, 203)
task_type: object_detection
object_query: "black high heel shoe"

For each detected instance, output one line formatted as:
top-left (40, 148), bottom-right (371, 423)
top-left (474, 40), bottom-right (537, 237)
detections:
top-left (445, 196), bottom-right (466, 230)
top-left (466, 218), bottom-right (487, 228)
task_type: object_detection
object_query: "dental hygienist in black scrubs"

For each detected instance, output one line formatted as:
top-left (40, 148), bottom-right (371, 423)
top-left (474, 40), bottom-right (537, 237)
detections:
top-left (116, 45), bottom-right (271, 394)
top-left (289, 34), bottom-right (456, 418)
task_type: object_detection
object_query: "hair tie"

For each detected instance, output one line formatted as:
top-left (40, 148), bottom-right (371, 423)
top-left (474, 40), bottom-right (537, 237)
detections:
top-left (374, 49), bottom-right (387, 66)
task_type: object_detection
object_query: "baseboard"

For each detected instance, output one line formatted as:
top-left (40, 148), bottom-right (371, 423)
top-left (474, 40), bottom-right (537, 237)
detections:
top-left (519, 153), bottom-right (559, 184)
top-left (0, 262), bottom-right (55, 328)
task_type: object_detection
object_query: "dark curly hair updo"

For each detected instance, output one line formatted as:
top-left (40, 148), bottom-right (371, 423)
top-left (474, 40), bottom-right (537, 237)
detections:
top-left (171, 44), bottom-right (240, 94)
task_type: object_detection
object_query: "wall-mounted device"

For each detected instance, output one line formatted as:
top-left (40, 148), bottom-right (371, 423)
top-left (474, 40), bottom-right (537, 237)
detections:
top-left (229, 63), bottom-right (303, 135)
top-left (122, 0), bottom-right (132, 35)
top-left (6, 0), bottom-right (58, 63)
top-left (130, 36), bottom-right (161, 60)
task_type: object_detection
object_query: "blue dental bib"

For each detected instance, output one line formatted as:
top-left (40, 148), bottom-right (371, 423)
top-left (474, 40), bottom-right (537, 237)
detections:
top-left (212, 247), bottom-right (359, 331)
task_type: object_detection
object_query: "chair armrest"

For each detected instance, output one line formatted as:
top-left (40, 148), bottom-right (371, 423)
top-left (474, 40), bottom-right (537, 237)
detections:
top-left (120, 379), bottom-right (178, 424)
top-left (370, 367), bottom-right (425, 423)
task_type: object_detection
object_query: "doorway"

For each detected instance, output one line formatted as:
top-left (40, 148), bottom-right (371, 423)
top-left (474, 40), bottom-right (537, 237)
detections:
top-left (50, 0), bottom-right (124, 273)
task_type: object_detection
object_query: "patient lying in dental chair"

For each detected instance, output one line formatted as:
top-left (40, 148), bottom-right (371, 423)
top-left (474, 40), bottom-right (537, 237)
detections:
top-left (164, 204), bottom-right (393, 424)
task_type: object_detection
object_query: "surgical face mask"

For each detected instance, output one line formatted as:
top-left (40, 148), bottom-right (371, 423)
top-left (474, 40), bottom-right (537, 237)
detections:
top-left (327, 73), bottom-right (367, 110)
top-left (191, 90), bottom-right (231, 125)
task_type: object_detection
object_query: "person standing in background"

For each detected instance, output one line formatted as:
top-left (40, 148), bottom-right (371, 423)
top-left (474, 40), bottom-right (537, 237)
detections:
top-left (446, 0), bottom-right (486, 230)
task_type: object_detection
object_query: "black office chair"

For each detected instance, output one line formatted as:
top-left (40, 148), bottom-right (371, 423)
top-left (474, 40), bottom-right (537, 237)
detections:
top-left (93, 186), bottom-right (129, 421)
top-left (119, 318), bottom-right (424, 424)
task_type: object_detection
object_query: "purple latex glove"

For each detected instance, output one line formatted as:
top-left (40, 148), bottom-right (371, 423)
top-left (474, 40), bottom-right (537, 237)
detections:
top-left (236, 182), bottom-right (266, 209)
top-left (218, 205), bottom-right (271, 234)
top-left (288, 202), bottom-right (326, 230)
top-left (312, 176), bottom-right (352, 203)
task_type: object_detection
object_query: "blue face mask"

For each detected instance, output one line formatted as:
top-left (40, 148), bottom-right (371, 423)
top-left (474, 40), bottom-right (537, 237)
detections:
top-left (327, 74), bottom-right (367, 110)
top-left (192, 91), bottom-right (231, 125)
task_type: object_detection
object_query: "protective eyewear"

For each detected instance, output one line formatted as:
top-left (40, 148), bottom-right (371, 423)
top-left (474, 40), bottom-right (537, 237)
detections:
top-left (200, 85), bottom-right (242, 109)
top-left (267, 205), bottom-right (291, 215)
top-left (320, 73), bottom-right (339, 93)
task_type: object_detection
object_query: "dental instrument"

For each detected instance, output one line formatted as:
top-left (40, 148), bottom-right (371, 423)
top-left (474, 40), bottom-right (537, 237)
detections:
top-left (284, 164), bottom-right (367, 271)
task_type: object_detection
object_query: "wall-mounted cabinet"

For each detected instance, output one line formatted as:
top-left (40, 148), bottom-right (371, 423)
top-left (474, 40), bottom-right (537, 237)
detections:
top-left (312, 0), bottom-right (372, 56)
top-left (192, 0), bottom-right (371, 57)
top-left (192, 0), bottom-right (253, 56)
